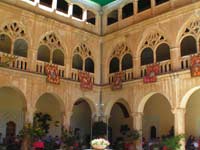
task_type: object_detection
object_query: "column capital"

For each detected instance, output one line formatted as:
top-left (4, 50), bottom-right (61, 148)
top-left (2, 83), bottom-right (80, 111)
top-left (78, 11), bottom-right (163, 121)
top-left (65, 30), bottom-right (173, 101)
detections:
top-left (171, 108), bottom-right (186, 115)
top-left (132, 112), bottom-right (144, 117)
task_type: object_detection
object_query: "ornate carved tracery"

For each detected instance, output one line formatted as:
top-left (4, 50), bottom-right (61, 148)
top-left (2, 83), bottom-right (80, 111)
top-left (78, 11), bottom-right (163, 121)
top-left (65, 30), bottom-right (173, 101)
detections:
top-left (40, 32), bottom-right (63, 50)
top-left (1, 22), bottom-right (27, 40)
top-left (111, 43), bottom-right (131, 58)
top-left (141, 32), bottom-right (167, 49)
top-left (73, 43), bottom-right (92, 58)
top-left (181, 19), bottom-right (200, 38)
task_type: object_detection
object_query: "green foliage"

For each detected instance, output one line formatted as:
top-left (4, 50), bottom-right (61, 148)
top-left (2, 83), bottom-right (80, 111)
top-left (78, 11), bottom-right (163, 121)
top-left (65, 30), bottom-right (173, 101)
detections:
top-left (162, 134), bottom-right (185, 150)
top-left (34, 112), bottom-right (52, 134)
top-left (127, 129), bottom-right (140, 141)
top-left (62, 130), bottom-right (76, 146)
top-left (92, 121), bottom-right (107, 138)
top-left (19, 123), bottom-right (45, 139)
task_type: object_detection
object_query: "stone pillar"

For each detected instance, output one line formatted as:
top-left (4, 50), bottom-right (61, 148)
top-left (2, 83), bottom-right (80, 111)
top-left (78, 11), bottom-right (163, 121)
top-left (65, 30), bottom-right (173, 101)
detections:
top-left (133, 112), bottom-right (143, 150)
top-left (133, 57), bottom-right (141, 78)
top-left (151, 0), bottom-right (156, 15)
top-left (172, 108), bottom-right (186, 150)
top-left (82, 9), bottom-right (87, 22)
top-left (68, 3), bottom-right (73, 17)
top-left (118, 7), bottom-right (122, 21)
top-left (25, 107), bottom-right (36, 124)
top-left (62, 111), bottom-right (73, 130)
top-left (133, 0), bottom-right (138, 15)
top-left (170, 47), bottom-right (181, 71)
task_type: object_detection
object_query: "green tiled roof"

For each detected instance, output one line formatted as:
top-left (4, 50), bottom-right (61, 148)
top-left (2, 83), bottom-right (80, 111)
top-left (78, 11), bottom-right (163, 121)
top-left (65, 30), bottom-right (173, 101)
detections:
top-left (89, 0), bottom-right (116, 6)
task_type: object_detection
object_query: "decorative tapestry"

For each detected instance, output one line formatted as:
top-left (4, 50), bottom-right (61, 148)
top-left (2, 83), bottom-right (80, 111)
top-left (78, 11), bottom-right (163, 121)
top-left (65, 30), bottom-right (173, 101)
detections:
top-left (45, 64), bottom-right (60, 84)
top-left (111, 72), bottom-right (124, 90)
top-left (143, 64), bottom-right (160, 83)
top-left (190, 55), bottom-right (200, 77)
top-left (78, 71), bottom-right (93, 90)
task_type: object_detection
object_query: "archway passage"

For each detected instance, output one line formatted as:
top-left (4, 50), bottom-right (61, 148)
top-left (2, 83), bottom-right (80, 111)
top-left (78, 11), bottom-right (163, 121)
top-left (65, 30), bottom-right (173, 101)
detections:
top-left (142, 93), bottom-right (174, 140)
top-left (0, 87), bottom-right (26, 143)
top-left (109, 102), bottom-right (132, 145)
top-left (185, 89), bottom-right (200, 137)
top-left (70, 99), bottom-right (92, 147)
top-left (36, 93), bottom-right (63, 137)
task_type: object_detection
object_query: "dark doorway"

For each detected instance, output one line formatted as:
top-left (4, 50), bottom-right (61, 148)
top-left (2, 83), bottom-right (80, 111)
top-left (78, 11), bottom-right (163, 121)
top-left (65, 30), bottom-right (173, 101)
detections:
top-left (150, 126), bottom-right (156, 139)
top-left (6, 121), bottom-right (16, 138)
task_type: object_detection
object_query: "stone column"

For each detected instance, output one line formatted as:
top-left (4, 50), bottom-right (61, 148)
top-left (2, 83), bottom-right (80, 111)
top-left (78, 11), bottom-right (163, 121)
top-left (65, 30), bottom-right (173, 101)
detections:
top-left (133, 0), bottom-right (138, 15)
top-left (172, 108), bottom-right (186, 150)
top-left (25, 107), bottom-right (36, 124)
top-left (82, 9), bottom-right (87, 22)
top-left (151, 0), bottom-right (156, 15)
top-left (170, 47), bottom-right (181, 71)
top-left (62, 111), bottom-right (73, 130)
top-left (68, 3), bottom-right (73, 18)
top-left (133, 112), bottom-right (143, 150)
top-left (118, 7), bottom-right (122, 21)
top-left (133, 57), bottom-right (141, 78)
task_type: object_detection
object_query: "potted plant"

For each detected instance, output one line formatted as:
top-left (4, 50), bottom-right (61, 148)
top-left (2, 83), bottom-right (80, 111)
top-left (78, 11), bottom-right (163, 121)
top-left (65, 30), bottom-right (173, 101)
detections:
top-left (127, 129), bottom-right (140, 150)
top-left (162, 134), bottom-right (184, 150)
top-left (62, 130), bottom-right (76, 149)
top-left (91, 138), bottom-right (110, 150)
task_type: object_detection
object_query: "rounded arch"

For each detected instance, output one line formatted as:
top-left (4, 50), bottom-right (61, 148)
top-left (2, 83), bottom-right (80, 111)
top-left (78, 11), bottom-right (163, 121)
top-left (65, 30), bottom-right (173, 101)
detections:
top-left (156, 43), bottom-right (170, 62)
top-left (180, 86), bottom-right (200, 109)
top-left (52, 49), bottom-right (64, 66)
top-left (85, 57), bottom-right (94, 73)
top-left (137, 92), bottom-right (172, 113)
top-left (180, 35), bottom-right (197, 56)
top-left (104, 98), bottom-right (132, 117)
top-left (0, 86), bottom-right (27, 106)
top-left (37, 45), bottom-right (50, 62)
top-left (13, 38), bottom-right (28, 57)
top-left (141, 47), bottom-right (154, 65)
top-left (0, 33), bottom-right (12, 54)
top-left (71, 97), bottom-right (96, 116)
top-left (122, 53), bottom-right (133, 70)
top-left (35, 92), bottom-right (65, 112)
top-left (72, 54), bottom-right (83, 70)
top-left (109, 57), bottom-right (120, 73)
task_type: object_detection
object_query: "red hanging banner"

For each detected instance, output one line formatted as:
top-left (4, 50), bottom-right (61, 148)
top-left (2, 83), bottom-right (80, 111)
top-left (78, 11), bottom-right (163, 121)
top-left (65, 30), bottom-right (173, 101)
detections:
top-left (143, 64), bottom-right (160, 83)
top-left (190, 55), bottom-right (200, 77)
top-left (45, 64), bottom-right (60, 84)
top-left (111, 72), bottom-right (124, 90)
top-left (78, 71), bottom-right (93, 90)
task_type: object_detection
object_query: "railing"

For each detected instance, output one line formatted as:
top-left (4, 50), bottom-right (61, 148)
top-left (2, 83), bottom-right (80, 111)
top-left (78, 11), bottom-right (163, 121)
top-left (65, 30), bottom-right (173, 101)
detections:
top-left (140, 60), bottom-right (172, 78)
top-left (35, 60), bottom-right (65, 78)
top-left (71, 69), bottom-right (95, 83)
top-left (0, 52), bottom-right (28, 71)
top-left (159, 60), bottom-right (172, 74)
top-left (109, 68), bottom-right (134, 83)
top-left (181, 55), bottom-right (190, 70)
